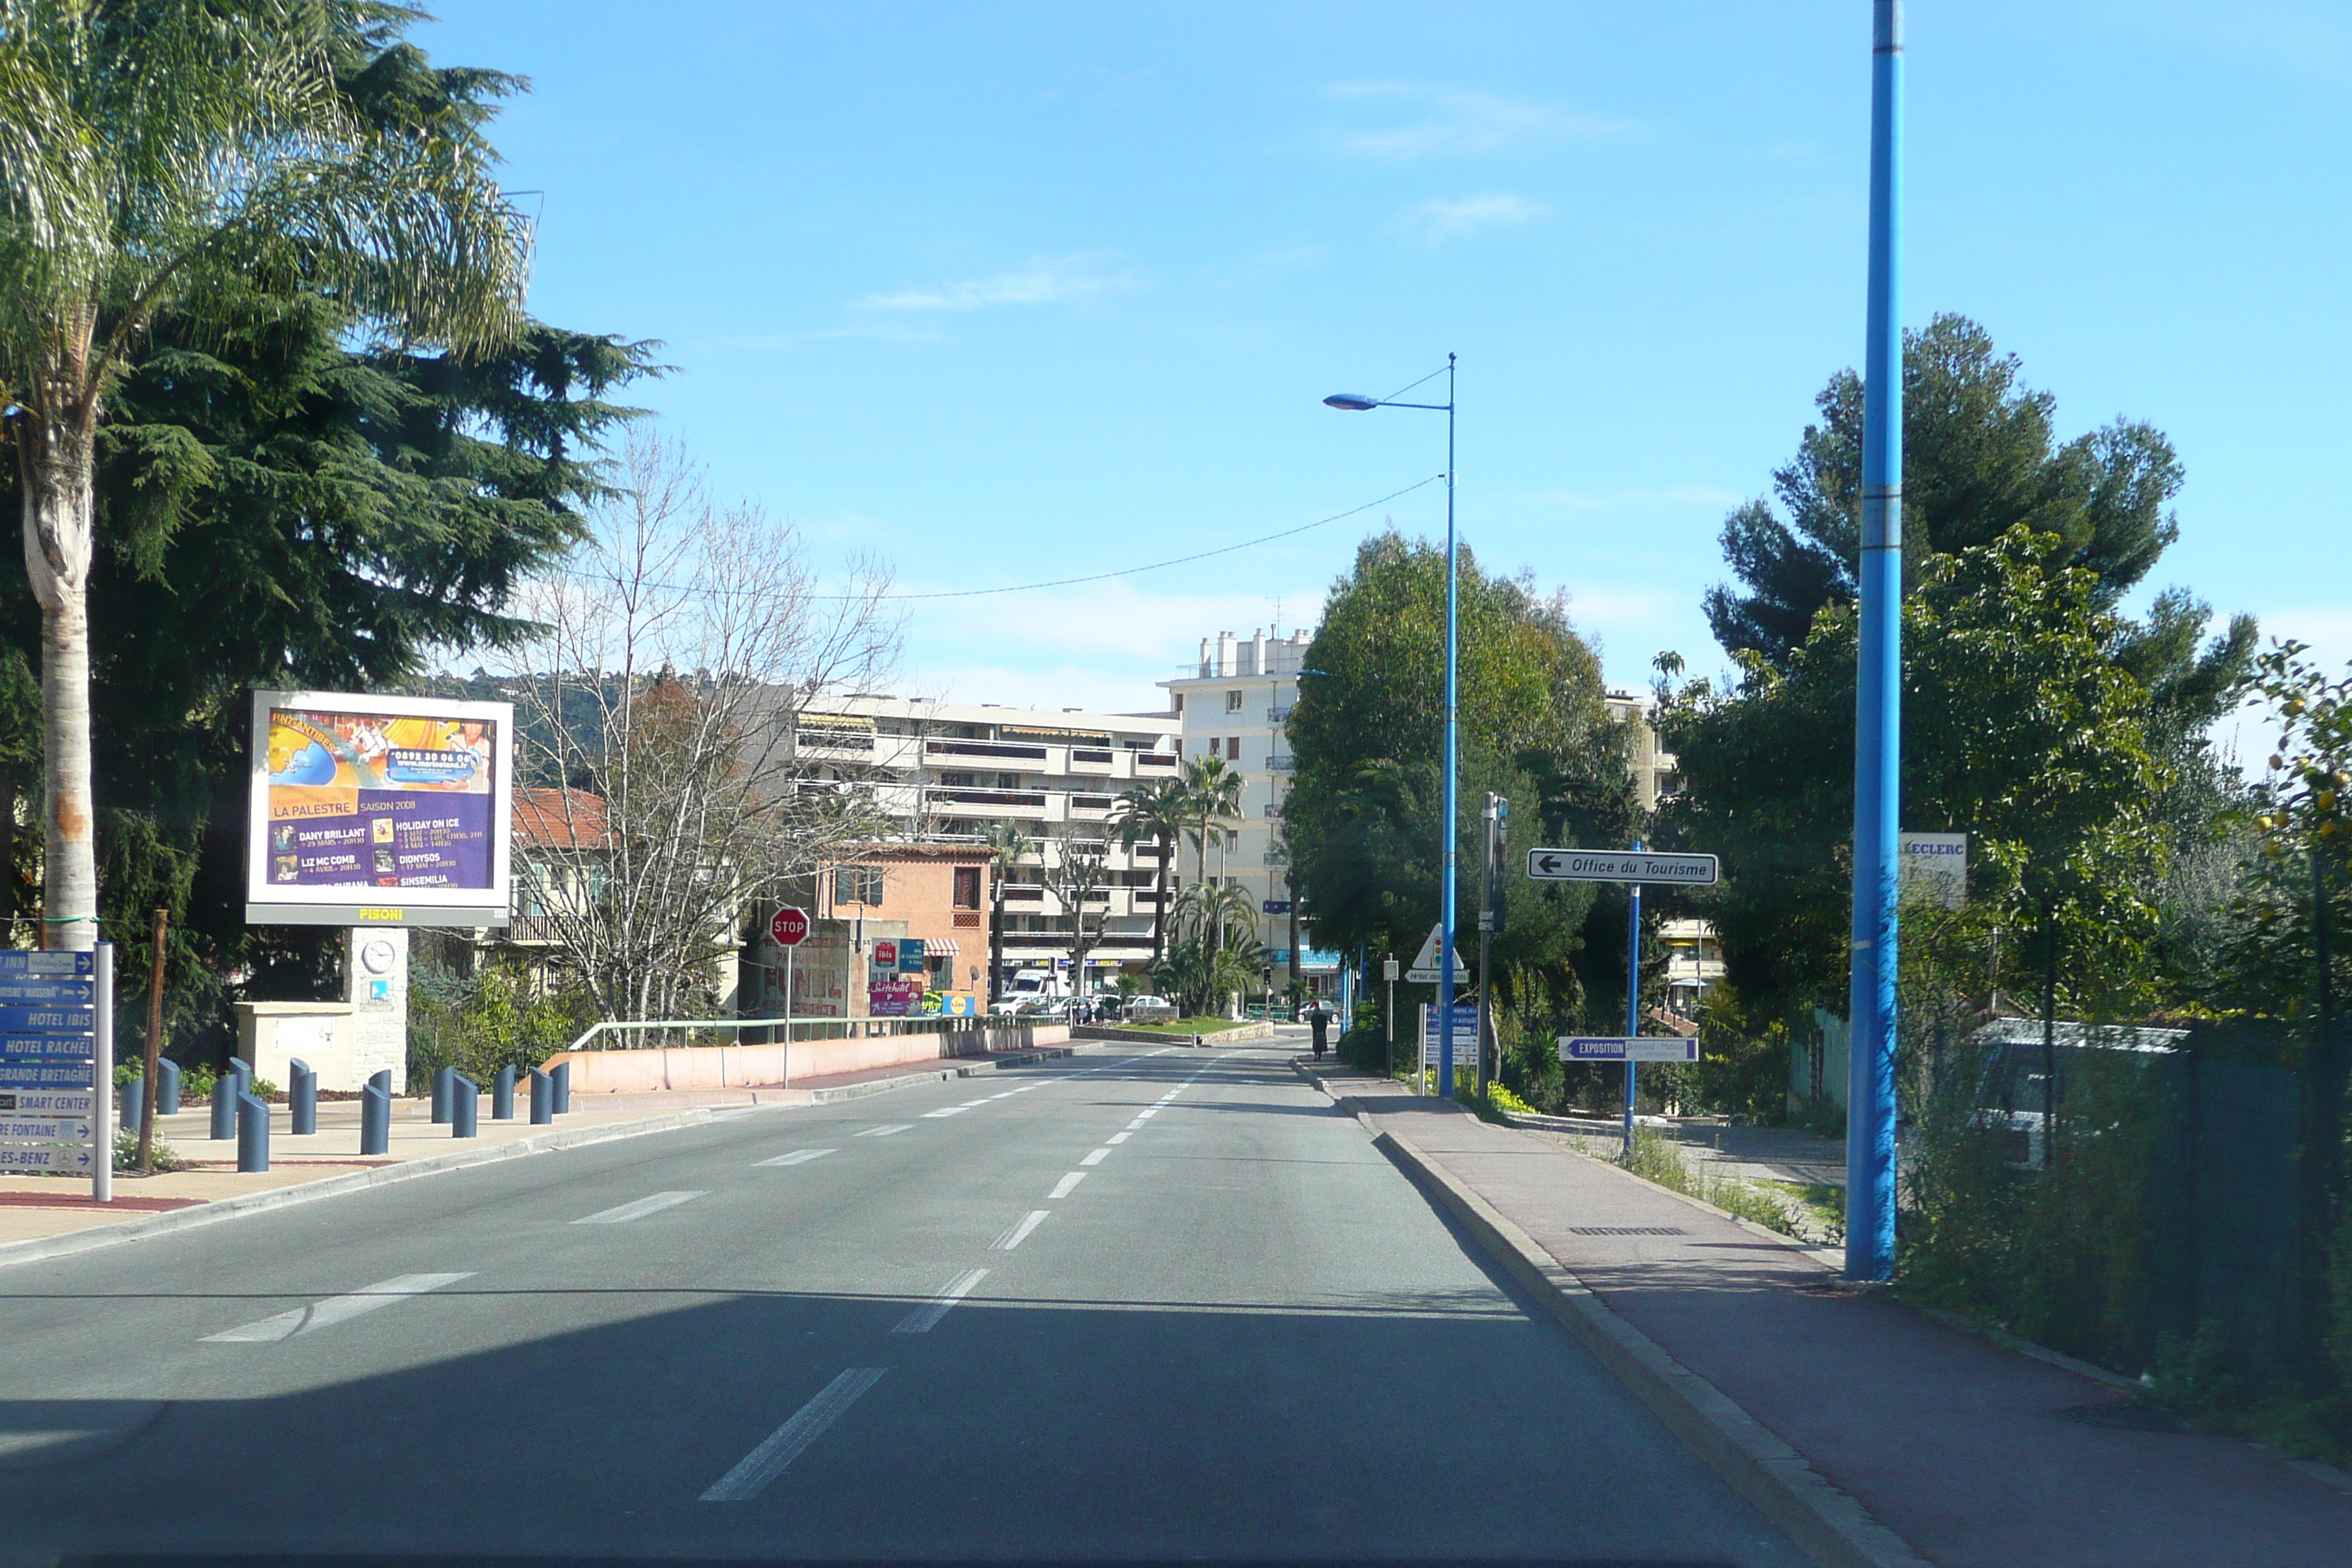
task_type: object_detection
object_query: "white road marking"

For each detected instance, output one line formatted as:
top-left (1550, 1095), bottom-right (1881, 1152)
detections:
top-left (992, 1210), bottom-right (1050, 1250)
top-left (1079, 1148), bottom-right (1109, 1166)
top-left (989, 1090), bottom-right (1019, 1099)
top-left (755, 1149), bottom-right (834, 1167)
top-left (1107, 1131), bottom-right (1132, 1144)
top-left (203, 1273), bottom-right (475, 1343)
top-left (1049, 1171), bottom-right (1088, 1199)
top-left (892, 1267), bottom-right (990, 1334)
top-left (1133, 1109), bottom-right (1158, 1120)
top-left (919, 1106), bottom-right (971, 1118)
top-left (856, 1124), bottom-right (911, 1137)
top-left (573, 1191), bottom-right (706, 1225)
top-left (698, 1367), bottom-right (888, 1502)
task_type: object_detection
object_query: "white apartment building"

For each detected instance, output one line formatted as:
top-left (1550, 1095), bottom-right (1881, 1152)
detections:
top-left (786, 696), bottom-right (1182, 985)
top-left (1158, 628), bottom-right (1330, 984)
top-left (1602, 690), bottom-right (1683, 814)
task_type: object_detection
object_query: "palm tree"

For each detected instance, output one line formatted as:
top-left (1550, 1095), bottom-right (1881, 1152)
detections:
top-left (1115, 777), bottom-right (1187, 965)
top-left (0, 3), bottom-right (529, 946)
top-left (1180, 755), bottom-right (1244, 887)
top-left (980, 821), bottom-right (1033, 1006)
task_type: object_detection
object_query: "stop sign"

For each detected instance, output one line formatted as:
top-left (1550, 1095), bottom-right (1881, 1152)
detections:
top-left (769, 905), bottom-right (810, 948)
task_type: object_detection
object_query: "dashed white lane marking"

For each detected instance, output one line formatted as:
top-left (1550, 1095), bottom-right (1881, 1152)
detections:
top-left (1133, 1108), bottom-right (1158, 1120)
top-left (892, 1267), bottom-right (990, 1334)
top-left (755, 1149), bottom-right (834, 1167)
top-left (203, 1273), bottom-right (475, 1343)
top-left (1079, 1147), bottom-right (1109, 1166)
top-left (992, 1210), bottom-right (1050, 1250)
top-left (573, 1191), bottom-right (707, 1225)
top-left (990, 1090), bottom-right (1018, 1098)
top-left (698, 1367), bottom-right (889, 1502)
top-left (1107, 1131), bottom-right (1132, 1144)
top-left (856, 1124), bottom-right (911, 1137)
top-left (1049, 1171), bottom-right (1088, 1199)
top-left (919, 1106), bottom-right (971, 1118)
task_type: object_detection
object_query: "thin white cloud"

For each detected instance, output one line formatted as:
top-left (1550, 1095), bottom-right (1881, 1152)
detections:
top-left (856, 253), bottom-right (1142, 313)
top-left (1326, 83), bottom-right (1631, 159)
top-left (1402, 192), bottom-right (1546, 244)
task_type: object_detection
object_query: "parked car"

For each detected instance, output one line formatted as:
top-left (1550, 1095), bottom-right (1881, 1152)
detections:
top-left (1123, 995), bottom-right (1177, 1023)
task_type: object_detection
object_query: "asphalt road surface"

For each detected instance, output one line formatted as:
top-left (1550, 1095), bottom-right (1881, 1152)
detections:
top-left (0, 1041), bottom-right (1809, 1566)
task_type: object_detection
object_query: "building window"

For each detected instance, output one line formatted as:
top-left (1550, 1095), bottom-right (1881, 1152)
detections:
top-left (954, 866), bottom-right (981, 909)
top-left (1226, 829), bottom-right (1239, 851)
top-left (1225, 690), bottom-right (1243, 712)
top-left (996, 772), bottom-right (1022, 789)
top-left (940, 771), bottom-right (976, 788)
top-left (1228, 736), bottom-right (1241, 761)
top-left (834, 866), bottom-right (884, 906)
top-left (1173, 693), bottom-right (1184, 713)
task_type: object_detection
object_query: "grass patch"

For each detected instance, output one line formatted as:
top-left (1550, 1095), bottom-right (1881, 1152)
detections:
top-left (1619, 1128), bottom-right (1803, 1237)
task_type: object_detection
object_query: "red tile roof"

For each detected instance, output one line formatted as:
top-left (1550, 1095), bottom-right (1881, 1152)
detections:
top-left (513, 788), bottom-right (610, 850)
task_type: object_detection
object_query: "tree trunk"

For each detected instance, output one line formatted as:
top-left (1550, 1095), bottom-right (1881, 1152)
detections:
top-left (1150, 829), bottom-right (1169, 964)
top-left (20, 384), bottom-right (99, 954)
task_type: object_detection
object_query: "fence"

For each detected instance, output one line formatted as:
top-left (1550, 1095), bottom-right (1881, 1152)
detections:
top-left (1904, 1019), bottom-right (2344, 1403)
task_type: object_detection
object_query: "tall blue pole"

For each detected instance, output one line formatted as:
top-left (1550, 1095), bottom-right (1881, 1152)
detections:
top-left (1623, 840), bottom-right (1643, 1153)
top-left (1847, 0), bottom-right (1904, 1282)
top-left (1438, 354), bottom-right (1460, 1098)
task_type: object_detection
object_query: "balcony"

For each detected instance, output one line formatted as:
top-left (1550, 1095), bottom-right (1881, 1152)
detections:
top-left (926, 739), bottom-right (1047, 762)
top-left (1070, 793), bottom-right (1115, 815)
top-left (1069, 747), bottom-right (1115, 770)
top-left (926, 787), bottom-right (1048, 815)
top-left (795, 728), bottom-right (874, 754)
top-left (1266, 706), bottom-right (1292, 724)
top-left (1267, 755), bottom-right (1295, 772)
top-left (1263, 803), bottom-right (1284, 820)
top-left (1001, 884), bottom-right (1044, 902)
top-left (1135, 752), bottom-right (1177, 770)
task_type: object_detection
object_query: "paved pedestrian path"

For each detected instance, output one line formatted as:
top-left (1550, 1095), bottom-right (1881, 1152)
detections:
top-left (1308, 1065), bottom-right (2352, 1568)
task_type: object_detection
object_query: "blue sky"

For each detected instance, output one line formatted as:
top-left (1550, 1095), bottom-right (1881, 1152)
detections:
top-left (421, 2), bottom-right (2350, 730)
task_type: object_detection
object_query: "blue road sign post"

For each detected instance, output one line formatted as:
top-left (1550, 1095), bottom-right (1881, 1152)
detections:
top-left (0, 948), bottom-right (108, 1196)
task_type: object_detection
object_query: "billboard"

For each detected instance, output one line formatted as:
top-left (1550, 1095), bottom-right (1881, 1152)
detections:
top-left (246, 690), bottom-right (513, 927)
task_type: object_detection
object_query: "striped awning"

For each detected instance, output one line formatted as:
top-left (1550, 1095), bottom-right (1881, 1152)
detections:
top-left (926, 938), bottom-right (960, 957)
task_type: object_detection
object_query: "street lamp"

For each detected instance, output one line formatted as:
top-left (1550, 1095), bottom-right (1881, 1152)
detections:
top-left (1324, 355), bottom-right (1460, 1097)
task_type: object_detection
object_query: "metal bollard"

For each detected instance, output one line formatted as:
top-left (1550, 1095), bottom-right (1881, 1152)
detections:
top-left (289, 1058), bottom-right (317, 1137)
top-left (529, 1067), bottom-right (553, 1125)
top-left (551, 1060), bottom-right (570, 1115)
top-left (359, 1080), bottom-right (391, 1156)
top-left (368, 1068), bottom-right (391, 1096)
top-left (492, 1063), bottom-right (515, 1121)
top-left (209, 1071), bottom-right (236, 1139)
top-left (235, 1091), bottom-right (269, 1172)
top-left (120, 1075), bottom-right (143, 1138)
top-left (431, 1065), bottom-right (455, 1125)
top-left (157, 1058), bottom-right (181, 1115)
top-left (450, 1073), bottom-right (478, 1138)
top-left (227, 1058), bottom-right (252, 1098)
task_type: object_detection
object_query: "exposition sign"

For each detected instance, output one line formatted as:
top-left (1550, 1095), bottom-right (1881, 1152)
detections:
top-left (246, 690), bottom-right (513, 927)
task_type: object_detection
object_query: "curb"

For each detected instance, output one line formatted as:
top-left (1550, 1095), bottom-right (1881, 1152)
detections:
top-left (1301, 1068), bottom-right (1927, 1568)
top-left (0, 1049), bottom-right (1082, 1272)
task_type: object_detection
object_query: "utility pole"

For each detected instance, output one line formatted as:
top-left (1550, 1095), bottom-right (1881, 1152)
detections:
top-left (1846, 0), bottom-right (1906, 1283)
top-left (1476, 794), bottom-right (1504, 1098)
top-left (1624, 840), bottom-right (1643, 1155)
top-left (1384, 954), bottom-right (1399, 1083)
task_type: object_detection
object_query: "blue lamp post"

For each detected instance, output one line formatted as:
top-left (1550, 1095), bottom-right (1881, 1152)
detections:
top-left (1847, 1), bottom-right (1904, 1281)
top-left (1325, 355), bottom-right (1461, 1096)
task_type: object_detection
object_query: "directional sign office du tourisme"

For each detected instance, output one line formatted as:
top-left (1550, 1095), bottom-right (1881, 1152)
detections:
top-left (0, 949), bottom-right (113, 1199)
top-left (1526, 846), bottom-right (1718, 1147)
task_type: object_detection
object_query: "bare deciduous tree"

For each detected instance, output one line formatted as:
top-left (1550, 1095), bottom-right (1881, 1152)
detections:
top-left (498, 432), bottom-right (898, 1022)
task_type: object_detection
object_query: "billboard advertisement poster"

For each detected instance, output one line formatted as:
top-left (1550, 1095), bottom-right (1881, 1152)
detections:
top-left (867, 979), bottom-right (922, 1017)
top-left (246, 690), bottom-right (513, 927)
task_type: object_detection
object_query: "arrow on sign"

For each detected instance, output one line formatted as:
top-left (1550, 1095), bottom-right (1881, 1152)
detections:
top-left (1556, 1036), bottom-right (1702, 1063)
top-left (1526, 849), bottom-right (1719, 885)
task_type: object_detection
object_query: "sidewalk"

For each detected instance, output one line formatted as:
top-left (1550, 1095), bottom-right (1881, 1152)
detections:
top-left (0, 1045), bottom-right (1071, 1254)
top-left (1306, 1065), bottom-right (2352, 1568)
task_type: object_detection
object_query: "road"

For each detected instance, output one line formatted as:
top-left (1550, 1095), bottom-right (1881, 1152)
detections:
top-left (0, 1041), bottom-right (1808, 1564)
